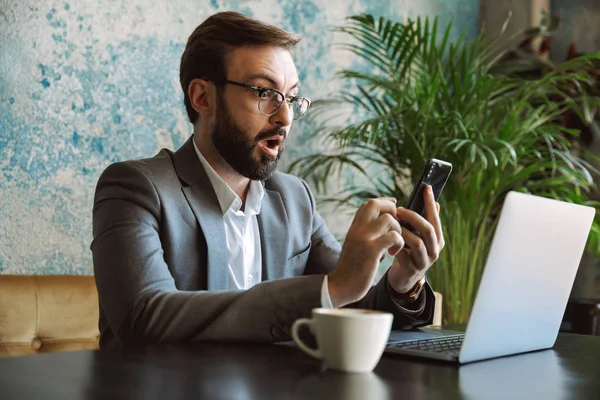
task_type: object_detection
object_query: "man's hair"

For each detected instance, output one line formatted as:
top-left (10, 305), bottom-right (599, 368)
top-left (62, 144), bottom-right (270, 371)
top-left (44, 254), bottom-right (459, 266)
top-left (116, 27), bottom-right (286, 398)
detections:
top-left (180, 11), bottom-right (301, 124)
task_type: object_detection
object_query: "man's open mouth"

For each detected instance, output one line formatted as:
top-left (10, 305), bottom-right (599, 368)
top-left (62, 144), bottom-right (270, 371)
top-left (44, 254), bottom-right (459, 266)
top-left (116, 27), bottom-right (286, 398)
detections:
top-left (258, 136), bottom-right (283, 157)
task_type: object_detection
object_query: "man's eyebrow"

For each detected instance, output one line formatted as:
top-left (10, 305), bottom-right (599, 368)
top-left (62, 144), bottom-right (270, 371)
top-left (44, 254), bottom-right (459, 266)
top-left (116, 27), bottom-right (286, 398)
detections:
top-left (246, 73), bottom-right (300, 92)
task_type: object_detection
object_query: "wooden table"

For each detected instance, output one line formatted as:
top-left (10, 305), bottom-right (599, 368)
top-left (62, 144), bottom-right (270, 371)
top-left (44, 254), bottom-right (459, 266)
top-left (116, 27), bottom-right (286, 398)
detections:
top-left (1, 332), bottom-right (600, 399)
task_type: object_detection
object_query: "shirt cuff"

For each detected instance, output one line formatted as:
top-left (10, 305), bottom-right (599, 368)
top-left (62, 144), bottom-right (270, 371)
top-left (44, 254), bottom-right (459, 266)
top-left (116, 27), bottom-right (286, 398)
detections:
top-left (321, 275), bottom-right (334, 308)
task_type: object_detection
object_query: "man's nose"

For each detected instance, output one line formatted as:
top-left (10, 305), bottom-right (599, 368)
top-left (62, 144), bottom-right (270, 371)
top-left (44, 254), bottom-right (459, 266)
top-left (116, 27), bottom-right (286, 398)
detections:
top-left (269, 100), bottom-right (293, 127)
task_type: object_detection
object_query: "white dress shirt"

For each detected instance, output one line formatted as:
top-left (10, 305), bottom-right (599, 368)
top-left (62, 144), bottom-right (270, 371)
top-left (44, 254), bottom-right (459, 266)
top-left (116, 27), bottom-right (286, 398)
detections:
top-left (193, 141), bottom-right (333, 307)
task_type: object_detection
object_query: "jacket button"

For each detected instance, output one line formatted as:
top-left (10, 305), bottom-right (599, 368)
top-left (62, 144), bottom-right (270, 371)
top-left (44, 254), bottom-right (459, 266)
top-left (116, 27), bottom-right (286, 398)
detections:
top-left (271, 325), bottom-right (284, 338)
top-left (283, 325), bottom-right (291, 336)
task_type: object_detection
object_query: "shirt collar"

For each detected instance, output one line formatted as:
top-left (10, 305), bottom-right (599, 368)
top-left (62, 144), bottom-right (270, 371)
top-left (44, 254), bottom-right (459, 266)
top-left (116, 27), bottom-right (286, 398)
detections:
top-left (193, 137), bottom-right (264, 216)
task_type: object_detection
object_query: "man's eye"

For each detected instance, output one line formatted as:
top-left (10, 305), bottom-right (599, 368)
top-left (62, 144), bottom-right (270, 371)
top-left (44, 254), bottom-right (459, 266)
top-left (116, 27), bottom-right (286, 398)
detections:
top-left (258, 89), bottom-right (272, 100)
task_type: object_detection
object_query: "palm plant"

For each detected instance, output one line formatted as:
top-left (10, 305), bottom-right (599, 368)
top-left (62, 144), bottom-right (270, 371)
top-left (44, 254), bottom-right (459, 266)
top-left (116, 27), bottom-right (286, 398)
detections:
top-left (289, 14), bottom-right (600, 323)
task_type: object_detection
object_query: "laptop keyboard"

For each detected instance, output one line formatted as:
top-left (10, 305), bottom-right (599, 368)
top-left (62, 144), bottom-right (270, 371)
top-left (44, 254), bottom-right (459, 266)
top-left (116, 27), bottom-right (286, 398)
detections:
top-left (389, 335), bottom-right (464, 354)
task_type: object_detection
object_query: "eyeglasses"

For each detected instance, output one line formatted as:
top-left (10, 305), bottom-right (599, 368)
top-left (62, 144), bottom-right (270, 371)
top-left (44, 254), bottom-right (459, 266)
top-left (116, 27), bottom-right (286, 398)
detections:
top-left (203, 77), bottom-right (311, 120)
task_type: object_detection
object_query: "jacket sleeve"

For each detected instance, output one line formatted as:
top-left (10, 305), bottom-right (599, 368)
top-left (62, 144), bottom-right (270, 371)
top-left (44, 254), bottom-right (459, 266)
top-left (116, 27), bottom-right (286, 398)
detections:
top-left (92, 162), bottom-right (325, 347)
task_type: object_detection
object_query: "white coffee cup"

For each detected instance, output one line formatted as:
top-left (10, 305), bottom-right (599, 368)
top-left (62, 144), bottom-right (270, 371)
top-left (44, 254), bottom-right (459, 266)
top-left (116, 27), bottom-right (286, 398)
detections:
top-left (291, 308), bottom-right (394, 373)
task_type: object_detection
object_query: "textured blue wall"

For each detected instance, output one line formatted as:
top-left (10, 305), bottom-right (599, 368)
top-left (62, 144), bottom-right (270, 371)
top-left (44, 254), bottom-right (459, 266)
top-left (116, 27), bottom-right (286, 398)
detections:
top-left (0, 0), bottom-right (479, 275)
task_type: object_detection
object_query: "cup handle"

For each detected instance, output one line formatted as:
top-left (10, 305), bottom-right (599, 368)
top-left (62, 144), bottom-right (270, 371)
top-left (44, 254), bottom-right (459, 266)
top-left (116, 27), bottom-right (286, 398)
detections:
top-left (291, 318), bottom-right (321, 360)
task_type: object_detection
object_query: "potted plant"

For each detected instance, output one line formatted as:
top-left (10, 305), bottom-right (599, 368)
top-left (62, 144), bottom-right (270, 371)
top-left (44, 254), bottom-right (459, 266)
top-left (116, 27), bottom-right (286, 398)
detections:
top-left (489, 11), bottom-right (600, 150)
top-left (289, 14), bottom-right (600, 323)
top-left (490, 11), bottom-right (600, 302)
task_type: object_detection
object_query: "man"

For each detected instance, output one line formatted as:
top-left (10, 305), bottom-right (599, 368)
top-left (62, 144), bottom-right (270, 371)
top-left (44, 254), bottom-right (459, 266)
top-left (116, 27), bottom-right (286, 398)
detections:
top-left (91, 11), bottom-right (444, 349)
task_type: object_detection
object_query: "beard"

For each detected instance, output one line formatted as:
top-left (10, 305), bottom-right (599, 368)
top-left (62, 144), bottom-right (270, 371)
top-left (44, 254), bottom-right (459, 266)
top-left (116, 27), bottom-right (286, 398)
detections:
top-left (210, 91), bottom-right (286, 181)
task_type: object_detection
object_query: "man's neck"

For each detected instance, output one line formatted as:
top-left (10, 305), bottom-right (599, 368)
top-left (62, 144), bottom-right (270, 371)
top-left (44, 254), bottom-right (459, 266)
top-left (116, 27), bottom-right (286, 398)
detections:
top-left (193, 134), bottom-right (251, 203)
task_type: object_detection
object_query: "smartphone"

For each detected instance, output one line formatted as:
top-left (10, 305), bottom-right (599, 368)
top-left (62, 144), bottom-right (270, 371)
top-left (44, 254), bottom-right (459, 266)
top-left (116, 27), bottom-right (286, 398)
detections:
top-left (401, 158), bottom-right (453, 234)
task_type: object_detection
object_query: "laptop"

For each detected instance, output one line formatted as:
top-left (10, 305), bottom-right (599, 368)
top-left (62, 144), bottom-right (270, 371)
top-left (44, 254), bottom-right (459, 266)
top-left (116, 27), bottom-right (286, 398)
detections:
top-left (385, 191), bottom-right (595, 364)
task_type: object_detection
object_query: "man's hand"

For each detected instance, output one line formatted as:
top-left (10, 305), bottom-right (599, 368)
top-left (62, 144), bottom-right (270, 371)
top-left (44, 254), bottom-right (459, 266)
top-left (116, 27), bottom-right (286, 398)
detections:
top-left (388, 185), bottom-right (445, 293)
top-left (327, 198), bottom-right (405, 307)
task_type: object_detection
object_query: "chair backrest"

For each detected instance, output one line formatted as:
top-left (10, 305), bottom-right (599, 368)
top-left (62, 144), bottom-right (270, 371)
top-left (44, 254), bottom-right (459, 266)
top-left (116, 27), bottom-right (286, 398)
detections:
top-left (432, 291), bottom-right (442, 326)
top-left (0, 275), bottom-right (100, 357)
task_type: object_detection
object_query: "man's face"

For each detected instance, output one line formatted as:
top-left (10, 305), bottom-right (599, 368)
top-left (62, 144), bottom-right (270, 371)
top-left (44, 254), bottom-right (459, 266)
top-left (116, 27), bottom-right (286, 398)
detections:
top-left (211, 88), bottom-right (285, 181)
top-left (210, 46), bottom-right (300, 181)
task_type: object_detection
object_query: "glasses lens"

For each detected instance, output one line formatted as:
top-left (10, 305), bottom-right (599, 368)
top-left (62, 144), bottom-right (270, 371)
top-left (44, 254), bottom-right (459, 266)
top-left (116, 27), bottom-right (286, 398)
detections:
top-left (258, 90), bottom-right (283, 115)
top-left (292, 98), bottom-right (309, 120)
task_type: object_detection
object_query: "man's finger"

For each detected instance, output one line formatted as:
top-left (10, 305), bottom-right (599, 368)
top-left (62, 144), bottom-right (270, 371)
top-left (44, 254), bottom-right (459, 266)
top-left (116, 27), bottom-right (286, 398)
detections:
top-left (399, 229), bottom-right (429, 271)
top-left (373, 230), bottom-right (404, 257)
top-left (423, 186), bottom-right (443, 244)
top-left (369, 212), bottom-right (402, 238)
top-left (398, 206), bottom-right (439, 259)
top-left (354, 198), bottom-right (398, 224)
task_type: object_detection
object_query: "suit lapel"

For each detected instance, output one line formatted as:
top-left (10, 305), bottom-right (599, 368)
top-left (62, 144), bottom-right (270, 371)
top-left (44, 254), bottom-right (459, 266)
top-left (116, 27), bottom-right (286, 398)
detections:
top-left (174, 137), bottom-right (228, 290)
top-left (258, 188), bottom-right (289, 281)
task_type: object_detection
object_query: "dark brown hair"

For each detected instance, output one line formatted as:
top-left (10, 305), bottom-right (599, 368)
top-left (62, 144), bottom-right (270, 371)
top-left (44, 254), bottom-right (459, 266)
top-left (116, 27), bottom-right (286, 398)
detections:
top-left (180, 11), bottom-right (301, 124)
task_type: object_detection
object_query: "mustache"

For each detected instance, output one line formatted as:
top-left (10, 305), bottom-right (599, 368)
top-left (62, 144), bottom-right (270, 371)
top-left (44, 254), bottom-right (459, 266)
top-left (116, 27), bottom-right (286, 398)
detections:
top-left (255, 128), bottom-right (287, 143)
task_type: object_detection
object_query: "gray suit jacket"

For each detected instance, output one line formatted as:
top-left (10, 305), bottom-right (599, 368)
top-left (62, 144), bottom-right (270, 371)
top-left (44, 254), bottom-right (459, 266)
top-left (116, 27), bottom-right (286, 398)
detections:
top-left (91, 136), bottom-right (435, 349)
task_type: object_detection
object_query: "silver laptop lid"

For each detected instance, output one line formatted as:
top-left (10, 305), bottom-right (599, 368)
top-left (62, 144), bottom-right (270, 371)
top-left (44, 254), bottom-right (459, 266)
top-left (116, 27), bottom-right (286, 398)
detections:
top-left (459, 191), bottom-right (595, 363)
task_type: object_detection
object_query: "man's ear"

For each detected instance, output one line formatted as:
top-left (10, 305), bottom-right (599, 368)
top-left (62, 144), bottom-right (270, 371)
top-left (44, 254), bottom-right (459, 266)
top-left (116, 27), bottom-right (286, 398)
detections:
top-left (188, 78), bottom-right (214, 117)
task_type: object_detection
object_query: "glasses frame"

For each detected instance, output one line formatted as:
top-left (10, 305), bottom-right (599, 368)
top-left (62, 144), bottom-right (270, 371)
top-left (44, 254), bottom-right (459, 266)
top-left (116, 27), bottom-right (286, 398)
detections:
top-left (202, 77), bottom-right (311, 120)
